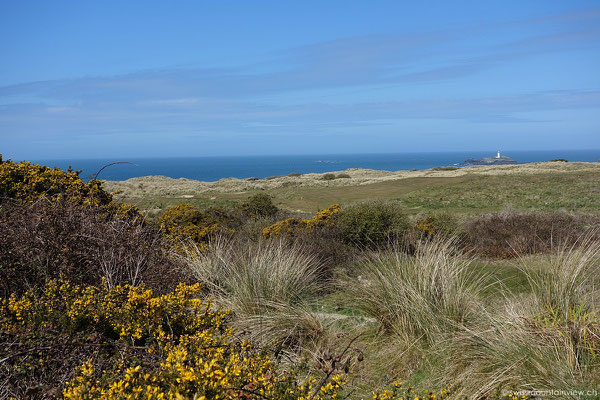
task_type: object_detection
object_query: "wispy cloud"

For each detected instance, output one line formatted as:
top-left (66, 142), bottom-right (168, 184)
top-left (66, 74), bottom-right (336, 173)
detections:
top-left (1, 8), bottom-right (599, 157)
top-left (1, 8), bottom-right (598, 105)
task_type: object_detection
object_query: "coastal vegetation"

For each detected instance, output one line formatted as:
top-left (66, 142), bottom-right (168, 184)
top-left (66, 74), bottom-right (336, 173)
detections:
top-left (1, 157), bottom-right (600, 399)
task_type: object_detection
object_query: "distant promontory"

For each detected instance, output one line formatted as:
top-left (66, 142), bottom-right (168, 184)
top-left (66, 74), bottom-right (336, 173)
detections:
top-left (460, 152), bottom-right (516, 166)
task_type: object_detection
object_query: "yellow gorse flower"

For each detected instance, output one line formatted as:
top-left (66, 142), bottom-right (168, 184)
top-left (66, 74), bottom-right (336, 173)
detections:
top-left (1, 279), bottom-right (345, 400)
top-left (263, 204), bottom-right (341, 238)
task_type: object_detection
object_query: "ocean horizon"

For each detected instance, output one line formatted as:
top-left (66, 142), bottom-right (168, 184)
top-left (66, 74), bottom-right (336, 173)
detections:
top-left (31, 149), bottom-right (600, 182)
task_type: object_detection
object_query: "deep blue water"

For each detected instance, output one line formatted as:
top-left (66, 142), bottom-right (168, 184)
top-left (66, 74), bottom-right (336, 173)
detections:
top-left (33, 150), bottom-right (600, 182)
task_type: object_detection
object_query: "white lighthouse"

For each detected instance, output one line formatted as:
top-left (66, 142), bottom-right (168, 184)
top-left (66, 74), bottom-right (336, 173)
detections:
top-left (496, 151), bottom-right (501, 159)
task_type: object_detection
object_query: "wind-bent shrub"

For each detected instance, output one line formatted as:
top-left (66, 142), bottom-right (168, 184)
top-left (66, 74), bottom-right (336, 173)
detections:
top-left (336, 201), bottom-right (409, 247)
top-left (263, 204), bottom-right (340, 238)
top-left (0, 280), bottom-right (346, 400)
top-left (157, 204), bottom-right (232, 252)
top-left (0, 198), bottom-right (182, 297)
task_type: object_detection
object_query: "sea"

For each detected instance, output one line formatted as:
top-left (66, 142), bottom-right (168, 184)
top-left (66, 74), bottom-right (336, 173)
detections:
top-left (33, 149), bottom-right (600, 182)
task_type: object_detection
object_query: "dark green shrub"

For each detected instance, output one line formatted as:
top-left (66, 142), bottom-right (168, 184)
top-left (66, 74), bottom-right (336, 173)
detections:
top-left (336, 201), bottom-right (410, 247)
top-left (288, 172), bottom-right (303, 177)
top-left (336, 173), bottom-right (351, 179)
top-left (241, 192), bottom-right (278, 218)
top-left (322, 173), bottom-right (336, 181)
top-left (550, 158), bottom-right (568, 162)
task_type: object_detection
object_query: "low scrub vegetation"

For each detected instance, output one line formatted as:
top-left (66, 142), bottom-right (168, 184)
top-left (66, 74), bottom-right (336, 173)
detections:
top-left (462, 210), bottom-right (600, 258)
top-left (336, 201), bottom-right (410, 247)
top-left (2, 158), bottom-right (600, 399)
top-left (430, 166), bottom-right (459, 171)
top-left (0, 198), bottom-right (180, 297)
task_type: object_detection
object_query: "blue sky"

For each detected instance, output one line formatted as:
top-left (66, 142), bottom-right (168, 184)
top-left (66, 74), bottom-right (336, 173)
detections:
top-left (1, 1), bottom-right (599, 159)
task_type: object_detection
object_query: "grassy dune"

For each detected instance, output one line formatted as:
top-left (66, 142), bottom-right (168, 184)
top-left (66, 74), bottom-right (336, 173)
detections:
top-left (103, 161), bottom-right (600, 217)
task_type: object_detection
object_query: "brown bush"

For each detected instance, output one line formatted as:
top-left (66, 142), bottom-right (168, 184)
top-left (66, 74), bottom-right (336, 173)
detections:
top-left (461, 210), bottom-right (600, 258)
top-left (0, 198), bottom-right (186, 297)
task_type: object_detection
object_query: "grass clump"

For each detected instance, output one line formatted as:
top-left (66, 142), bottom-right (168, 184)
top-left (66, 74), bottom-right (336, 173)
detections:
top-left (443, 238), bottom-right (600, 398)
top-left (336, 201), bottom-right (409, 247)
top-left (322, 173), bottom-right (337, 181)
top-left (518, 236), bottom-right (600, 319)
top-left (185, 238), bottom-right (321, 308)
top-left (183, 238), bottom-right (326, 347)
top-left (345, 238), bottom-right (485, 345)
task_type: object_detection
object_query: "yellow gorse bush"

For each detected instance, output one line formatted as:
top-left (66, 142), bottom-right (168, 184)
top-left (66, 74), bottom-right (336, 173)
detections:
top-left (158, 204), bottom-right (233, 253)
top-left (0, 156), bottom-right (143, 220)
top-left (0, 156), bottom-right (111, 206)
top-left (263, 204), bottom-right (340, 238)
top-left (1, 280), bottom-right (346, 400)
top-left (415, 216), bottom-right (438, 237)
